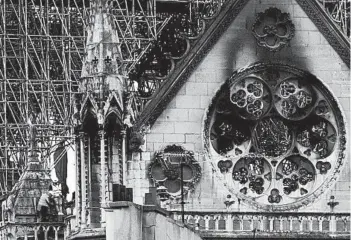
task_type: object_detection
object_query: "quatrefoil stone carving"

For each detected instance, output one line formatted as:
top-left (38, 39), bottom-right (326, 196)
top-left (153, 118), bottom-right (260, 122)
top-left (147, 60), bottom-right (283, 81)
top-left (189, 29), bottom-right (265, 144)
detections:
top-left (252, 8), bottom-right (295, 51)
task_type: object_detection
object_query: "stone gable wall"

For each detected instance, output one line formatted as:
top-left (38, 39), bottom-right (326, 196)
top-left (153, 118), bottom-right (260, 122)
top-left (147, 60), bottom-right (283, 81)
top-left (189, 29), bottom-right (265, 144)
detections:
top-left (127, 0), bottom-right (350, 212)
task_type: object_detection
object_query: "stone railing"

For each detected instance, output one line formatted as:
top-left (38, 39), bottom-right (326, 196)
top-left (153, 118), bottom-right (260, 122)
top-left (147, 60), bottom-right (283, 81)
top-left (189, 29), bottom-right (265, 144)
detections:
top-left (0, 222), bottom-right (65, 240)
top-left (171, 211), bottom-right (350, 239)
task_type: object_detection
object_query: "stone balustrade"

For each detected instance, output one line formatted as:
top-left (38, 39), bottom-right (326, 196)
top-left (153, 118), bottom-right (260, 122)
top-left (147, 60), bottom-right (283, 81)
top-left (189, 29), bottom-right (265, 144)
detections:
top-left (171, 211), bottom-right (350, 238)
top-left (0, 222), bottom-right (65, 240)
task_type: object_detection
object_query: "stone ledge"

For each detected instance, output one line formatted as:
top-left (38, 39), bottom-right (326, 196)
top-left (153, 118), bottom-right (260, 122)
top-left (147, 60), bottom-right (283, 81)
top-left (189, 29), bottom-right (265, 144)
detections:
top-left (104, 201), bottom-right (132, 209)
top-left (201, 231), bottom-right (350, 239)
top-left (67, 227), bottom-right (106, 240)
top-left (143, 204), bottom-right (170, 217)
top-left (171, 210), bottom-right (350, 217)
top-left (104, 201), bottom-right (170, 217)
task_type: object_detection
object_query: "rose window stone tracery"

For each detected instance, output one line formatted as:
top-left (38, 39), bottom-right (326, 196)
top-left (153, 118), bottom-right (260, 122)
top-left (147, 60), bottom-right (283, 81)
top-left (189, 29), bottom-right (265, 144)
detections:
top-left (232, 156), bottom-right (272, 197)
top-left (275, 78), bottom-right (316, 120)
top-left (204, 63), bottom-right (347, 210)
top-left (148, 145), bottom-right (202, 201)
top-left (230, 77), bottom-right (272, 120)
top-left (253, 117), bottom-right (293, 158)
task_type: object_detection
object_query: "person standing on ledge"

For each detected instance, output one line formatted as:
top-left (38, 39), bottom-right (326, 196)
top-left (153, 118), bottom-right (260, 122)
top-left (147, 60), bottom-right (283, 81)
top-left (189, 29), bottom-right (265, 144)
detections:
top-left (51, 180), bottom-right (64, 215)
top-left (37, 191), bottom-right (55, 222)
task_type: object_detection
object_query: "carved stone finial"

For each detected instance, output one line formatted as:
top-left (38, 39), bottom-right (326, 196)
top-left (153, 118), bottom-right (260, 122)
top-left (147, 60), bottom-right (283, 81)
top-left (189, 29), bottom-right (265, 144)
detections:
top-left (224, 194), bottom-right (235, 210)
top-left (327, 195), bottom-right (339, 212)
top-left (28, 124), bottom-right (38, 161)
top-left (29, 124), bottom-right (36, 146)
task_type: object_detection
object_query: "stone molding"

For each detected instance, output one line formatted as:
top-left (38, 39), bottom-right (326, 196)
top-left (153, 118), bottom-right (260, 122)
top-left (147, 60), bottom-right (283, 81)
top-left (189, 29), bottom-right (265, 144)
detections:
top-left (132, 0), bottom-right (250, 132)
top-left (296, 0), bottom-right (350, 67)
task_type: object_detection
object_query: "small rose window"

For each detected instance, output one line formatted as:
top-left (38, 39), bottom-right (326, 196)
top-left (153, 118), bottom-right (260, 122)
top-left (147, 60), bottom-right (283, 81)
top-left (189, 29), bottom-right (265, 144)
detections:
top-left (204, 63), bottom-right (346, 211)
top-left (148, 145), bottom-right (201, 201)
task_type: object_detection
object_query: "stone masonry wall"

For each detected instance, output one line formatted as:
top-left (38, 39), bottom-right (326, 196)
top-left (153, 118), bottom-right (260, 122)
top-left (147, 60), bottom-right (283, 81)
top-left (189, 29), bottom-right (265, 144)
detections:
top-left (126, 0), bottom-right (350, 212)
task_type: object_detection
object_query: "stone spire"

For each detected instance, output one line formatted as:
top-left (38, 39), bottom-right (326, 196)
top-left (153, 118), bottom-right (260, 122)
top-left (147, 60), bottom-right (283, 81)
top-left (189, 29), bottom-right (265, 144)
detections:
top-left (4, 124), bottom-right (51, 223)
top-left (79, 0), bottom-right (125, 119)
top-left (72, 0), bottom-right (127, 234)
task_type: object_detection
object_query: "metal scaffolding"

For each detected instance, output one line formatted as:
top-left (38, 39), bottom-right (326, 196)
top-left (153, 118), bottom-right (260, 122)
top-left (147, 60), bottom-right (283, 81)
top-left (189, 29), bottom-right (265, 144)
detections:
top-left (318, 0), bottom-right (350, 37)
top-left (0, 0), bottom-right (89, 195)
top-left (0, 0), bottom-right (163, 196)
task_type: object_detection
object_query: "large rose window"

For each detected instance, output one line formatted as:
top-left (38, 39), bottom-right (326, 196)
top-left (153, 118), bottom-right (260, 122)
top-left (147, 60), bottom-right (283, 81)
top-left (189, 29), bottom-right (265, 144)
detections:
top-left (204, 63), bottom-right (346, 210)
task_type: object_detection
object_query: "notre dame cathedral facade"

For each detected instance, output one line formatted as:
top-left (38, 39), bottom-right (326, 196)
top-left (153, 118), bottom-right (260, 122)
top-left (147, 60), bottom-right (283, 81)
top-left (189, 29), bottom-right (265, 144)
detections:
top-left (0, 0), bottom-right (349, 239)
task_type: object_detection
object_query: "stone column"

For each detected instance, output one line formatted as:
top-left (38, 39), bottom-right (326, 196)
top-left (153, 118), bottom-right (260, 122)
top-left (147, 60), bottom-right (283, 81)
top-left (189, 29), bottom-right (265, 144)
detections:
top-left (80, 132), bottom-right (87, 228)
top-left (99, 129), bottom-right (107, 227)
top-left (75, 134), bottom-right (82, 228)
top-left (121, 129), bottom-right (126, 185)
top-left (87, 134), bottom-right (92, 226)
top-left (226, 214), bottom-right (233, 231)
top-left (330, 215), bottom-right (336, 232)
